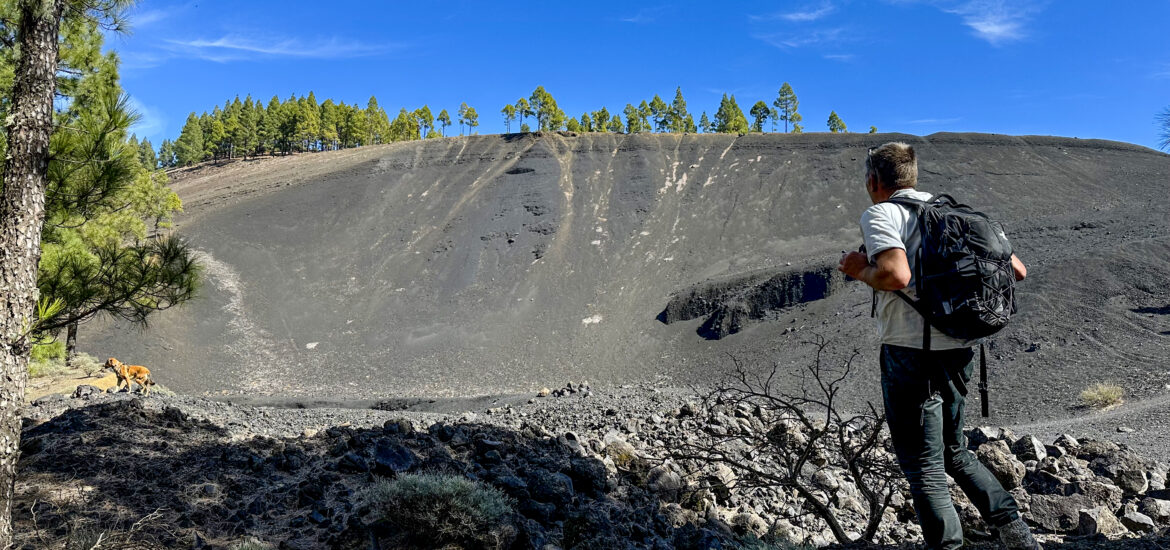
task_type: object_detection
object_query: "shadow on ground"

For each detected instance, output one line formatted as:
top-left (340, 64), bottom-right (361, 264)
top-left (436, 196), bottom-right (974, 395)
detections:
top-left (14, 396), bottom-right (722, 549)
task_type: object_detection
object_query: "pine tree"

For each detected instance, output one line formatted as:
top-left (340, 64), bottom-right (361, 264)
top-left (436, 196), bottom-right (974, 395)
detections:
top-left (750, 101), bottom-right (770, 132)
top-left (389, 107), bottom-right (420, 142)
top-left (175, 113), bottom-right (205, 166)
top-left (773, 82), bottom-right (801, 133)
top-left (465, 106), bottom-right (479, 135)
top-left (501, 104), bottom-right (516, 133)
top-left (437, 109), bottom-right (451, 137)
top-left (139, 138), bottom-right (157, 169)
top-left (364, 97), bottom-right (386, 144)
top-left (0, 6), bottom-right (194, 539)
top-left (638, 100), bottom-right (651, 133)
top-left (528, 86), bottom-right (564, 131)
top-left (566, 118), bottom-right (582, 133)
top-left (298, 92), bottom-right (321, 151)
top-left (320, 99), bottom-right (340, 150)
top-left (237, 95), bottom-right (258, 158)
top-left (157, 139), bottom-right (177, 168)
top-left (668, 87), bottom-right (691, 133)
top-left (261, 96), bottom-right (284, 154)
top-left (649, 94), bottom-right (668, 132)
top-left (769, 107), bottom-right (779, 132)
top-left (580, 112), bottom-right (593, 132)
top-left (516, 98), bottom-right (532, 131)
top-left (827, 111), bottom-right (847, 133)
top-left (869, 126), bottom-right (878, 134)
top-left (714, 94), bottom-right (750, 133)
top-left (623, 104), bottom-right (642, 133)
top-left (699, 112), bottom-right (712, 133)
top-left (608, 114), bottom-right (624, 133)
top-left (414, 105), bottom-right (434, 139)
top-left (370, 103), bottom-right (391, 144)
top-left (457, 103), bottom-right (469, 136)
top-left (592, 107), bottom-right (611, 133)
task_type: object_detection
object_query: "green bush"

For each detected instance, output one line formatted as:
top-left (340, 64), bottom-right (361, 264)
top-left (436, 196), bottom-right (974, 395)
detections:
top-left (1080, 383), bottom-right (1124, 409)
top-left (362, 473), bottom-right (515, 549)
top-left (31, 339), bottom-right (65, 362)
top-left (29, 340), bottom-right (68, 379)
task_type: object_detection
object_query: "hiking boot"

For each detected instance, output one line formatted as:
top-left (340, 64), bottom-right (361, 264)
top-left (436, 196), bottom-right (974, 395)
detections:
top-left (998, 517), bottom-right (1042, 550)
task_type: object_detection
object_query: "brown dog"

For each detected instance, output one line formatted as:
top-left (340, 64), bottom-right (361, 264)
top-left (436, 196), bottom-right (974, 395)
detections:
top-left (105, 357), bottom-right (156, 395)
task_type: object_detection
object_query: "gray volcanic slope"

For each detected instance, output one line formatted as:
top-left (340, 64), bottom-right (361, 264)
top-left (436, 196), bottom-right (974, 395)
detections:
top-left (83, 132), bottom-right (1170, 425)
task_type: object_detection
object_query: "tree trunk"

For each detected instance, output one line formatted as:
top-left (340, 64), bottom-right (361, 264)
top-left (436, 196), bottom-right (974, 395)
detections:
top-left (64, 321), bottom-right (77, 368)
top-left (0, 0), bottom-right (64, 545)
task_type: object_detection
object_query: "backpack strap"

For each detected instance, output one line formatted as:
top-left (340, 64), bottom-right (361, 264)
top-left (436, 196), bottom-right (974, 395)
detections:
top-left (884, 195), bottom-right (932, 350)
top-left (980, 342), bottom-right (989, 418)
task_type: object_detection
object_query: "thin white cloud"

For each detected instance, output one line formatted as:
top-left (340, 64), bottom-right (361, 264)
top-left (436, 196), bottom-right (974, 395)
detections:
top-left (164, 35), bottom-right (391, 61)
top-left (619, 7), bottom-right (667, 23)
top-left (753, 27), bottom-right (846, 49)
top-left (783, 4), bottom-right (836, 22)
top-left (942, 0), bottom-right (1042, 45)
top-left (823, 53), bottom-right (854, 62)
top-left (127, 96), bottom-right (167, 141)
top-left (130, 9), bottom-right (170, 28)
top-left (751, 3), bottom-right (836, 22)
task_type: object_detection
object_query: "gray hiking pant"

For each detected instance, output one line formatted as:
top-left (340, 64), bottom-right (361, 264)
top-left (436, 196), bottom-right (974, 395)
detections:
top-left (880, 344), bottom-right (1020, 549)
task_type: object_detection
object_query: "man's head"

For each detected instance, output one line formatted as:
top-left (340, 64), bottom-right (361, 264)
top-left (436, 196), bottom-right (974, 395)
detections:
top-left (865, 142), bottom-right (917, 203)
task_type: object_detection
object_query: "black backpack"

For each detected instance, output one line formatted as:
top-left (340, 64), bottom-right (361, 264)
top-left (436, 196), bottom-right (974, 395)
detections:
top-left (883, 193), bottom-right (1017, 416)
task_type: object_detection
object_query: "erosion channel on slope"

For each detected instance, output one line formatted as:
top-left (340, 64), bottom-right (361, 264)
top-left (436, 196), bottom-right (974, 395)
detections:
top-left (83, 132), bottom-right (1170, 431)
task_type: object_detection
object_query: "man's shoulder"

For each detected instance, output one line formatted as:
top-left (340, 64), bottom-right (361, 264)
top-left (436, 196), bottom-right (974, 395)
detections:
top-left (861, 201), bottom-right (903, 224)
top-left (863, 190), bottom-right (933, 221)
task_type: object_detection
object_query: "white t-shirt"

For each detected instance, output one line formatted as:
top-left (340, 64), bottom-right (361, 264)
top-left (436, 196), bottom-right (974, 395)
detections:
top-left (860, 188), bottom-right (974, 350)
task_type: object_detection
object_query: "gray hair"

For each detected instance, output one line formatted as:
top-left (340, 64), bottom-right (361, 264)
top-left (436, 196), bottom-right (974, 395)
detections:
top-left (866, 142), bottom-right (917, 189)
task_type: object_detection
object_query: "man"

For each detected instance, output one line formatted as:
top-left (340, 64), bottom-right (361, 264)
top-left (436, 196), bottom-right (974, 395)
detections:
top-left (837, 142), bottom-right (1039, 550)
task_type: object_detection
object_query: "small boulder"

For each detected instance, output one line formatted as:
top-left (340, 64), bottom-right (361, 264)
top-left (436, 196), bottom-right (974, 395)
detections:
top-left (1012, 435), bottom-right (1048, 462)
top-left (382, 418), bottom-right (413, 435)
top-left (966, 426), bottom-right (1003, 448)
top-left (1077, 506), bottom-right (1127, 537)
top-left (72, 385), bottom-right (101, 399)
top-left (1138, 497), bottom-right (1170, 524)
top-left (569, 457), bottom-right (608, 494)
top-left (977, 440), bottom-right (1025, 490)
top-left (646, 465), bottom-right (683, 502)
top-left (1028, 493), bottom-right (1096, 532)
top-left (1119, 510), bottom-right (1156, 533)
top-left (1053, 433), bottom-right (1080, 450)
top-left (336, 452), bottom-right (369, 473)
top-left (1114, 469), bottom-right (1150, 495)
top-left (373, 441), bottom-right (416, 475)
top-left (730, 512), bottom-right (768, 538)
top-left (530, 471), bottom-right (574, 506)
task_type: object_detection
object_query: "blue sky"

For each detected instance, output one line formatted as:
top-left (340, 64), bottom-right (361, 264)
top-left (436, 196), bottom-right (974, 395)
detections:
top-left (109, 1), bottom-right (1170, 150)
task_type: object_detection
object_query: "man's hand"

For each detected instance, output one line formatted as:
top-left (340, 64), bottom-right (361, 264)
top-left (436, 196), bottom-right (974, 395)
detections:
top-left (838, 248), bottom-right (912, 291)
top-left (838, 251), bottom-right (870, 281)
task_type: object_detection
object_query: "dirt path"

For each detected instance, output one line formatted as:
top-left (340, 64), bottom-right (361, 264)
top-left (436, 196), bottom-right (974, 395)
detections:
top-left (1007, 391), bottom-right (1170, 461)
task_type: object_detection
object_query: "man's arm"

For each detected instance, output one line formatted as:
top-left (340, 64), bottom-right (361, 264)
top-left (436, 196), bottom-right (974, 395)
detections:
top-left (1011, 253), bottom-right (1026, 281)
top-left (838, 248), bottom-right (911, 291)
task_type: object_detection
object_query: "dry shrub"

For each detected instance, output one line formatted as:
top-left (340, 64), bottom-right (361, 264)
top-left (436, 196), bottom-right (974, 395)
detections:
top-left (72, 352), bottom-right (105, 377)
top-left (230, 539), bottom-right (274, 550)
top-left (362, 473), bottom-right (515, 549)
top-left (1080, 383), bottom-right (1123, 409)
